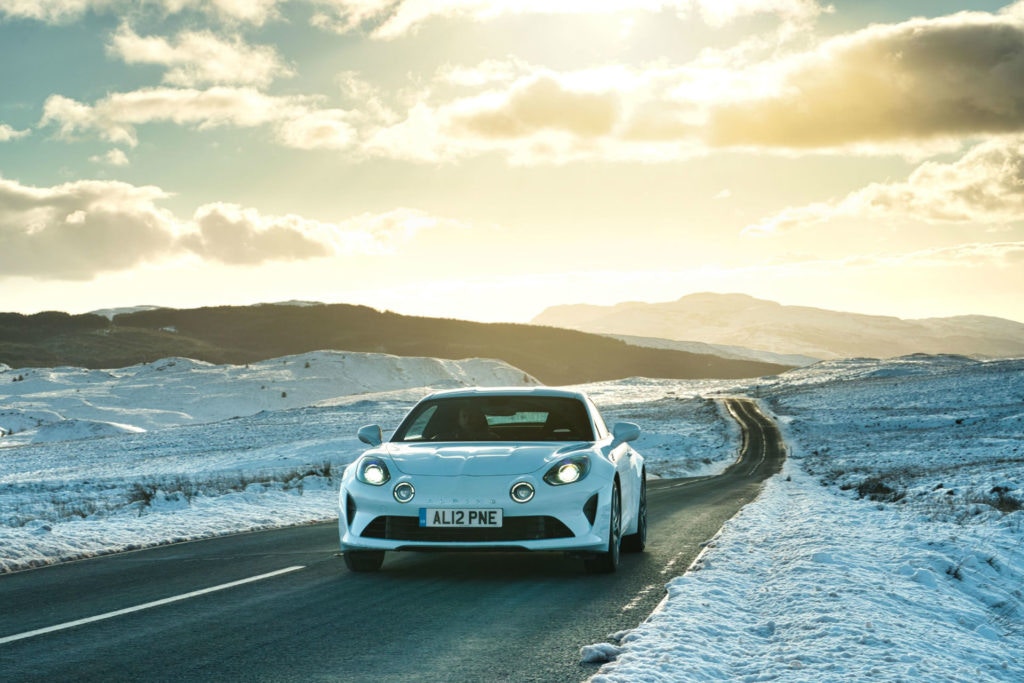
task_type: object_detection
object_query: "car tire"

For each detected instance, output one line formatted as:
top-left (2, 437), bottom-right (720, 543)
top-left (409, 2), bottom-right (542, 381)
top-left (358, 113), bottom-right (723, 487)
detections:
top-left (585, 482), bottom-right (621, 574)
top-left (344, 550), bottom-right (385, 572)
top-left (622, 475), bottom-right (646, 553)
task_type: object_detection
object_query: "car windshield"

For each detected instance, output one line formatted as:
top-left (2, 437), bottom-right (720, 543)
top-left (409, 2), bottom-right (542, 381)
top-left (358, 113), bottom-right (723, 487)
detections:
top-left (392, 395), bottom-right (594, 443)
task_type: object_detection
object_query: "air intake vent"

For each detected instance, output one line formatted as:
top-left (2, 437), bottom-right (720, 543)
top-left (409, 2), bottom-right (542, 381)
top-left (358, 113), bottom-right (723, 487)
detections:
top-left (359, 516), bottom-right (573, 542)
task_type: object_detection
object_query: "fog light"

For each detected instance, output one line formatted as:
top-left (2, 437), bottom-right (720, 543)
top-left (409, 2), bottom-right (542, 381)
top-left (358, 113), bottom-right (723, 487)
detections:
top-left (510, 481), bottom-right (535, 503)
top-left (393, 482), bottom-right (415, 503)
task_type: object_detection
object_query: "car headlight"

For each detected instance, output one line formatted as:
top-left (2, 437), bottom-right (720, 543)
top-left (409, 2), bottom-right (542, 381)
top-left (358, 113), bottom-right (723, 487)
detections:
top-left (357, 457), bottom-right (391, 486)
top-left (543, 455), bottom-right (591, 486)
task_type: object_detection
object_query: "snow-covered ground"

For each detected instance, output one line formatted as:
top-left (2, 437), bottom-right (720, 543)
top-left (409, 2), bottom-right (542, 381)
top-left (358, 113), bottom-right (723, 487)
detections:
top-left (1, 351), bottom-right (1022, 680)
top-left (590, 355), bottom-right (1024, 682)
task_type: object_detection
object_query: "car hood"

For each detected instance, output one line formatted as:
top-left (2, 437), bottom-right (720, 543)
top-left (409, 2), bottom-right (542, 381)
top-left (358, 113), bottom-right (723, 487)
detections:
top-left (381, 442), bottom-right (591, 477)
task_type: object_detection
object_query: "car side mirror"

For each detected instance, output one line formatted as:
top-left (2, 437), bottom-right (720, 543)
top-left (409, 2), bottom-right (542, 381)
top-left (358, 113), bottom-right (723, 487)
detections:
top-left (357, 424), bottom-right (383, 447)
top-left (611, 421), bottom-right (640, 446)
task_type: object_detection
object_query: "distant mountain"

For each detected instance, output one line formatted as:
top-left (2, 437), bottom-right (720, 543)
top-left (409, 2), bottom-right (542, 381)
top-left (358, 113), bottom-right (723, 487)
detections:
top-left (608, 334), bottom-right (819, 367)
top-left (531, 293), bottom-right (1024, 360)
top-left (88, 305), bottom-right (163, 320)
top-left (0, 303), bottom-right (793, 385)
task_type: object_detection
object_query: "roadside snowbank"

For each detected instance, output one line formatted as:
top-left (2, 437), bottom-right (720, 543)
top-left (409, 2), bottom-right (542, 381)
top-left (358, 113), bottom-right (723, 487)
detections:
top-left (590, 356), bottom-right (1024, 681)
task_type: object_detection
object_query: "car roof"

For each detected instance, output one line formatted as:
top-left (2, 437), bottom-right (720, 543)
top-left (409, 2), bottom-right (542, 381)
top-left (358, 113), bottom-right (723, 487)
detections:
top-left (418, 386), bottom-right (589, 402)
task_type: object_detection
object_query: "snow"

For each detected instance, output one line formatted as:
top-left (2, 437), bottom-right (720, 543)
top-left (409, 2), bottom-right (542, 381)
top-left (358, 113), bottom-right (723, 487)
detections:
top-left (2, 350), bottom-right (1022, 680)
top-left (590, 355), bottom-right (1024, 682)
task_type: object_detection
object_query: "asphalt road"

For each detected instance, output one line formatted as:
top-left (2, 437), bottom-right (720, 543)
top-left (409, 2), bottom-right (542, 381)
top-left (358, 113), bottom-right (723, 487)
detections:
top-left (0, 398), bottom-right (785, 682)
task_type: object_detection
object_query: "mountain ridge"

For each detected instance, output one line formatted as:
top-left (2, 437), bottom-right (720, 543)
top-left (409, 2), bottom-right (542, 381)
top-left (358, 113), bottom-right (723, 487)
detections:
top-left (0, 302), bottom-right (791, 385)
top-left (532, 293), bottom-right (1024, 360)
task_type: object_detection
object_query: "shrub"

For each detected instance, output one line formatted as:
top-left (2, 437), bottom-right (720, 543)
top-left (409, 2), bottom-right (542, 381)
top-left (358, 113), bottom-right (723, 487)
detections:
top-left (854, 477), bottom-right (905, 503)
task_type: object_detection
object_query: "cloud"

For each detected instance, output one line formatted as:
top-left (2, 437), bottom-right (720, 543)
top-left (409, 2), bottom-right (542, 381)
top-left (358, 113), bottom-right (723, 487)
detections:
top-left (89, 149), bottom-right (130, 166)
top-left (182, 205), bottom-right (454, 264)
top-left (0, 177), bottom-right (180, 279)
top-left (0, 177), bottom-right (456, 279)
top-left (895, 241), bottom-right (1024, 268)
top-left (2, 0), bottom-right (824, 31)
top-left (352, 5), bottom-right (1024, 160)
top-left (276, 109), bottom-right (360, 150)
top-left (311, 0), bottom-right (824, 39)
top-left (0, 0), bottom-right (114, 23)
top-left (361, 62), bottom-right (682, 163)
top-left (31, 4), bottom-right (1024, 164)
top-left (366, 58), bottom-right (755, 164)
top-left (450, 75), bottom-right (620, 139)
top-left (173, 0), bottom-right (284, 25)
top-left (692, 0), bottom-right (823, 28)
top-left (107, 25), bottom-right (294, 87)
top-left (335, 207), bottom-right (451, 252)
top-left (38, 87), bottom-right (324, 147)
top-left (0, 0), bottom-right (281, 24)
top-left (182, 204), bottom-right (336, 264)
top-left (183, 205), bottom-right (453, 264)
top-left (705, 9), bottom-right (1024, 149)
top-left (743, 136), bottom-right (1024, 235)
top-left (359, 4), bottom-right (1023, 160)
top-left (0, 123), bottom-right (31, 141)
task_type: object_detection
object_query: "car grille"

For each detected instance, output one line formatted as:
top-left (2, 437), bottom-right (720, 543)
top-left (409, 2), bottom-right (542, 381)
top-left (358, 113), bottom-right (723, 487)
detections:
top-left (359, 515), bottom-right (574, 542)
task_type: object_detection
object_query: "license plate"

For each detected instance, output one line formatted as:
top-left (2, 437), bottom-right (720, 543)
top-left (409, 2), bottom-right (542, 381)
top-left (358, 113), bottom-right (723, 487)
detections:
top-left (419, 508), bottom-right (503, 528)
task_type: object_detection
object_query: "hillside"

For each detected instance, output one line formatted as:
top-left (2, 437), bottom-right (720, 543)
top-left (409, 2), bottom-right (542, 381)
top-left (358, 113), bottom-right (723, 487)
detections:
top-left (0, 303), bottom-right (791, 385)
top-left (532, 293), bottom-right (1024, 360)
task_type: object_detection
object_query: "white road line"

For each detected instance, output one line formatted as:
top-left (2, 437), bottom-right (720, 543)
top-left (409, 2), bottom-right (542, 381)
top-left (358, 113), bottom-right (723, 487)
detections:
top-left (622, 583), bottom-right (661, 613)
top-left (0, 565), bottom-right (305, 646)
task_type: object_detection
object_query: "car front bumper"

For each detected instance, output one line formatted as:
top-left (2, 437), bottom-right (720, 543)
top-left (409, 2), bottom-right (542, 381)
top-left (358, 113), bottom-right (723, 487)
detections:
top-left (338, 473), bottom-right (613, 554)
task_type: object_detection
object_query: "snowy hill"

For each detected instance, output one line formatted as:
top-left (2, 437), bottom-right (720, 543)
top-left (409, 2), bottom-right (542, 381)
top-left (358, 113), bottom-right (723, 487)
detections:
top-left (0, 350), bottom-right (536, 443)
top-left (533, 293), bottom-right (1024, 360)
top-left (1, 352), bottom-right (1022, 680)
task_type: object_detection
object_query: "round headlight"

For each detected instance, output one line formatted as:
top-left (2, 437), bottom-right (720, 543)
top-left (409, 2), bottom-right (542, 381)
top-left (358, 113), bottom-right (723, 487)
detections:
top-left (510, 481), bottom-right (535, 503)
top-left (543, 455), bottom-right (591, 486)
top-left (357, 458), bottom-right (391, 486)
top-left (393, 481), bottom-right (416, 503)
top-left (363, 463), bottom-right (387, 484)
top-left (556, 463), bottom-right (582, 484)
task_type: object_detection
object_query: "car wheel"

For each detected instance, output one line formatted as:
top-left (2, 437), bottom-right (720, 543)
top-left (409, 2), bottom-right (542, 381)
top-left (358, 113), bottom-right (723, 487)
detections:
top-left (622, 475), bottom-right (646, 553)
top-left (585, 482), bottom-right (621, 574)
top-left (344, 550), bottom-right (385, 572)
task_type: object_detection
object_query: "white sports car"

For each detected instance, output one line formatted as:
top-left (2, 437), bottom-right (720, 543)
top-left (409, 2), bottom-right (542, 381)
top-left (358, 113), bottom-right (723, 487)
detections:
top-left (338, 387), bottom-right (647, 573)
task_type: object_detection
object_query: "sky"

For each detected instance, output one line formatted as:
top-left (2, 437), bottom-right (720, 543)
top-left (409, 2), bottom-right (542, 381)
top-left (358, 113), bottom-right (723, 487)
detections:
top-left (2, 0), bottom-right (1023, 324)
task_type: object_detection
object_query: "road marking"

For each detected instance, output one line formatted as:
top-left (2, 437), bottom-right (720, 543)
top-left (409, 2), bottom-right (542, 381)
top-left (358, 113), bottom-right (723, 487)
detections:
top-left (660, 550), bottom-right (685, 575)
top-left (0, 565), bottom-right (305, 646)
top-left (622, 583), bottom-right (661, 613)
top-left (656, 475), bottom-right (715, 490)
